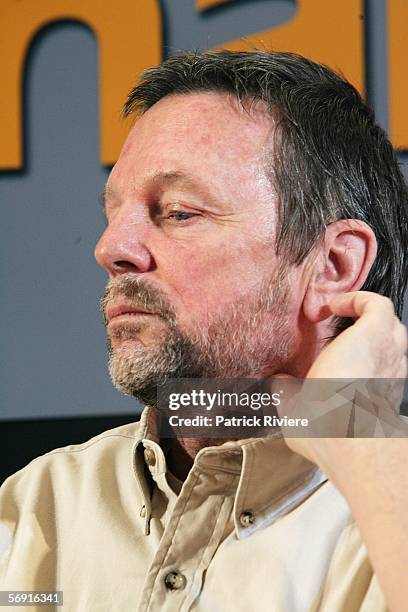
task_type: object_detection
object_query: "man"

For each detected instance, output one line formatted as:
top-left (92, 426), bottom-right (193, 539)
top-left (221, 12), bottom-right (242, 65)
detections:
top-left (0, 50), bottom-right (407, 611)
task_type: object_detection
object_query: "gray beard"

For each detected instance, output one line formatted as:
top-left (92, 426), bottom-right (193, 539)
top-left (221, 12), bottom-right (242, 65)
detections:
top-left (102, 270), bottom-right (293, 407)
top-left (107, 323), bottom-right (204, 406)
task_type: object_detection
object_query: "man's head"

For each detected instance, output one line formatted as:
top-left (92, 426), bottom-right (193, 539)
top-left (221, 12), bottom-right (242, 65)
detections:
top-left (95, 50), bottom-right (408, 403)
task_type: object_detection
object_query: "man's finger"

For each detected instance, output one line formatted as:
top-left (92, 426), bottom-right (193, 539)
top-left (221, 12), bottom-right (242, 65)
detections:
top-left (328, 291), bottom-right (395, 319)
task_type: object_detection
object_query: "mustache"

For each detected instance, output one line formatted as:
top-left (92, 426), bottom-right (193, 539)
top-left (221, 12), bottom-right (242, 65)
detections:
top-left (100, 274), bottom-right (176, 325)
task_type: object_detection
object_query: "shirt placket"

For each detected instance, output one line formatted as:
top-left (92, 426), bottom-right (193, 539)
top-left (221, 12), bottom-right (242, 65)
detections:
top-left (137, 454), bottom-right (240, 612)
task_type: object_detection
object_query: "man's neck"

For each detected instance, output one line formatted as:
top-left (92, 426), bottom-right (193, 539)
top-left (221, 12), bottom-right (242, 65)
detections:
top-left (162, 435), bottom-right (233, 482)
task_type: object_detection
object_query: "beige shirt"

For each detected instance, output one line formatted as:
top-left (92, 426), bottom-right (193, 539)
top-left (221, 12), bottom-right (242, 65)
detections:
top-left (0, 406), bottom-right (387, 611)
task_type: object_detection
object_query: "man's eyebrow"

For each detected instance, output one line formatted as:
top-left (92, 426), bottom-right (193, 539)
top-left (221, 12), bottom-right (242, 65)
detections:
top-left (150, 170), bottom-right (224, 209)
top-left (101, 184), bottom-right (115, 202)
top-left (101, 172), bottom-right (206, 201)
top-left (150, 170), bottom-right (210, 194)
top-left (150, 170), bottom-right (193, 183)
top-left (100, 185), bottom-right (116, 219)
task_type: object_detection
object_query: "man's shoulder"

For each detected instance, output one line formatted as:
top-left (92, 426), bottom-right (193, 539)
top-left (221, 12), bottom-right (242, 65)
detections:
top-left (1, 418), bottom-right (143, 493)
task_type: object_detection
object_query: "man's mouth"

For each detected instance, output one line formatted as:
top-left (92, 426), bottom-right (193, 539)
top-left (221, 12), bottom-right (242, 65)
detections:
top-left (106, 303), bottom-right (157, 324)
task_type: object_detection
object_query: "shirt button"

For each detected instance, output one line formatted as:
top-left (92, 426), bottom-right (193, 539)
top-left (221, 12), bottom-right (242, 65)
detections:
top-left (140, 505), bottom-right (146, 518)
top-left (239, 510), bottom-right (255, 528)
top-left (144, 447), bottom-right (156, 467)
top-left (164, 570), bottom-right (186, 591)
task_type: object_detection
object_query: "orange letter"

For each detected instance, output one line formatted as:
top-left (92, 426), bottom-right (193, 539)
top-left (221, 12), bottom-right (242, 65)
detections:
top-left (388, 0), bottom-right (408, 149)
top-left (0, 0), bottom-right (161, 169)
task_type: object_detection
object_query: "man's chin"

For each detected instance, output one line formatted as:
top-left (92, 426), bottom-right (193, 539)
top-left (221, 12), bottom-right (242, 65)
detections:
top-left (108, 353), bottom-right (165, 405)
top-left (107, 337), bottom-right (196, 404)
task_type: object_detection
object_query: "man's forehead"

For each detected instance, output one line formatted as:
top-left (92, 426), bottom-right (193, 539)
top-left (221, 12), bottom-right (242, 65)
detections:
top-left (115, 93), bottom-right (273, 184)
top-left (107, 92), bottom-right (276, 205)
top-left (129, 91), bottom-right (274, 145)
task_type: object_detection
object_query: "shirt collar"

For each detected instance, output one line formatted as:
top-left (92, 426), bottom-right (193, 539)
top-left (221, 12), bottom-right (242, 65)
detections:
top-left (133, 406), bottom-right (327, 538)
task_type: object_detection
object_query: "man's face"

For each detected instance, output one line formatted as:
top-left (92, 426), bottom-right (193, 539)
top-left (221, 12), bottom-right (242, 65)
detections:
top-left (95, 92), bottom-right (301, 403)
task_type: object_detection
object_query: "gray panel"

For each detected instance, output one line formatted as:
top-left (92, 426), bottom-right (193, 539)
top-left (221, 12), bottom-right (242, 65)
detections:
top-left (161, 0), bottom-right (295, 52)
top-left (0, 23), bottom-right (138, 419)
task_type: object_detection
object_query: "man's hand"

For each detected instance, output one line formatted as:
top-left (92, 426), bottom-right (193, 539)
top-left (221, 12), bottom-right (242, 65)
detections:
top-left (276, 291), bottom-right (407, 467)
top-left (277, 291), bottom-right (408, 612)
top-left (307, 291), bottom-right (407, 380)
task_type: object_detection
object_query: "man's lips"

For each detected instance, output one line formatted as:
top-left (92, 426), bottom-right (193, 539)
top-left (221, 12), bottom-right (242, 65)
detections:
top-left (106, 304), bottom-right (157, 323)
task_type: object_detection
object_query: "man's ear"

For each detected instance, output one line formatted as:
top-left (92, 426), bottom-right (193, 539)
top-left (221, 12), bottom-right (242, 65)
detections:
top-left (302, 220), bottom-right (377, 323)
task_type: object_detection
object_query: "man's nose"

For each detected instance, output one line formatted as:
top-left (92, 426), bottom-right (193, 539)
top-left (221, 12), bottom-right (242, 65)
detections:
top-left (94, 214), bottom-right (155, 277)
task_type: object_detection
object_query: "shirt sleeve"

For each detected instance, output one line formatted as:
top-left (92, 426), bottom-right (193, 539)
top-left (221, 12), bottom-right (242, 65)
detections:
top-left (0, 461), bottom-right (57, 592)
top-left (310, 521), bottom-right (388, 611)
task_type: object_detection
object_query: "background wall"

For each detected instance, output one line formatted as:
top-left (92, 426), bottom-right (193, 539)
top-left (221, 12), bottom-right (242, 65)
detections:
top-left (0, 1), bottom-right (407, 479)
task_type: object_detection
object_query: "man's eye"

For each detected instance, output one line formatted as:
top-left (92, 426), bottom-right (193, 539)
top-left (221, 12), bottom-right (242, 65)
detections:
top-left (166, 211), bottom-right (198, 222)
